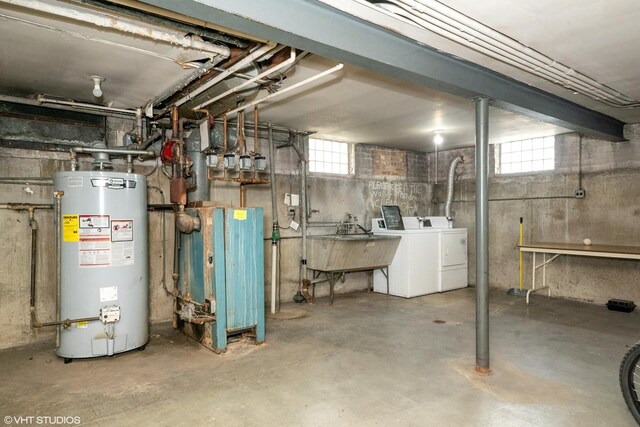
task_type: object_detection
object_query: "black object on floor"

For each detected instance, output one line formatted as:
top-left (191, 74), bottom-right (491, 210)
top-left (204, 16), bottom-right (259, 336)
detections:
top-left (606, 299), bottom-right (636, 313)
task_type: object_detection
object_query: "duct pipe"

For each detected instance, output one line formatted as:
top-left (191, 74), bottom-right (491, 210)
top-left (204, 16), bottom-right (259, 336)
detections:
top-left (163, 41), bottom-right (277, 114)
top-left (475, 97), bottom-right (490, 374)
top-left (186, 127), bottom-right (210, 203)
top-left (192, 49), bottom-right (297, 111)
top-left (268, 123), bottom-right (280, 314)
top-left (444, 156), bottom-right (463, 222)
top-left (54, 191), bottom-right (63, 348)
top-left (225, 63), bottom-right (345, 116)
top-left (2, 0), bottom-right (230, 57)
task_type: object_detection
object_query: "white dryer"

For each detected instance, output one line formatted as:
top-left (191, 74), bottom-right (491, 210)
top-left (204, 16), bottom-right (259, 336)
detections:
top-left (372, 216), bottom-right (467, 297)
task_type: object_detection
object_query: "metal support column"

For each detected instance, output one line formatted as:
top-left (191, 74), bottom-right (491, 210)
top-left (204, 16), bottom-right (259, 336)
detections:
top-left (475, 97), bottom-right (490, 374)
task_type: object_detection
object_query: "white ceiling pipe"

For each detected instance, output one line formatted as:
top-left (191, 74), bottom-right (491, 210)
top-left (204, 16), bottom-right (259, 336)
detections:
top-left (192, 49), bottom-right (296, 111)
top-left (1, 0), bottom-right (230, 58)
top-left (161, 41), bottom-right (278, 112)
top-left (225, 63), bottom-right (344, 116)
top-left (36, 95), bottom-right (137, 115)
top-left (384, 0), bottom-right (640, 108)
top-left (402, 0), bottom-right (636, 105)
top-left (384, 2), bottom-right (618, 104)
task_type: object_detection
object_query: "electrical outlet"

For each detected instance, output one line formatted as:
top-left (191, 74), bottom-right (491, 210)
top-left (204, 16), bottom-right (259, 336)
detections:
top-left (288, 207), bottom-right (296, 216)
top-left (575, 189), bottom-right (586, 199)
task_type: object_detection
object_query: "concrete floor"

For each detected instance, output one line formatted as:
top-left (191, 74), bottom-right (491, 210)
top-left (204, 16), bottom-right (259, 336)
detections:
top-left (0, 288), bottom-right (638, 426)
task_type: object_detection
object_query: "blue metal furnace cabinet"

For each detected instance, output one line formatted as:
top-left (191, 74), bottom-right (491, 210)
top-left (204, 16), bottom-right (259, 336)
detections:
top-left (177, 205), bottom-right (265, 352)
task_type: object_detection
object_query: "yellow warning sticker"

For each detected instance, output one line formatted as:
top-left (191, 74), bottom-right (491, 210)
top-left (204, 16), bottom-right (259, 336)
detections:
top-left (75, 321), bottom-right (88, 328)
top-left (63, 214), bottom-right (79, 242)
top-left (233, 209), bottom-right (247, 220)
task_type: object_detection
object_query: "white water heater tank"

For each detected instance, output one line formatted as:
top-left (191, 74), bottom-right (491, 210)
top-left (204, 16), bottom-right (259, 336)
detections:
top-left (54, 171), bottom-right (148, 360)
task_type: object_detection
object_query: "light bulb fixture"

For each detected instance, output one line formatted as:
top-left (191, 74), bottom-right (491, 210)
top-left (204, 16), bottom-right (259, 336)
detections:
top-left (433, 131), bottom-right (444, 145)
top-left (90, 75), bottom-right (105, 98)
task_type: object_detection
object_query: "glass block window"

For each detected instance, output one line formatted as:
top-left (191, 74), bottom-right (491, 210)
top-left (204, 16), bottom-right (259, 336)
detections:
top-left (308, 138), bottom-right (352, 174)
top-left (495, 136), bottom-right (555, 174)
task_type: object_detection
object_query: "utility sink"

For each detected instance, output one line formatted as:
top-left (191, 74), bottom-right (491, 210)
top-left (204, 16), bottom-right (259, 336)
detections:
top-left (307, 234), bottom-right (401, 272)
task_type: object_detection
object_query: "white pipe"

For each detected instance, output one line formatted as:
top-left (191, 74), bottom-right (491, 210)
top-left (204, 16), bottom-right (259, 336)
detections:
top-left (226, 63), bottom-right (344, 116)
top-left (393, 0), bottom-right (626, 105)
top-left (2, 0), bottom-right (230, 58)
top-left (271, 244), bottom-right (277, 315)
top-left (166, 41), bottom-right (278, 110)
top-left (192, 50), bottom-right (297, 111)
top-left (36, 95), bottom-right (137, 115)
top-left (379, 0), bottom-right (640, 108)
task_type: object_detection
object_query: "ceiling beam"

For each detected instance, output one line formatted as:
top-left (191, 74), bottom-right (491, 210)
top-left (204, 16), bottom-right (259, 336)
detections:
top-left (138, 0), bottom-right (625, 141)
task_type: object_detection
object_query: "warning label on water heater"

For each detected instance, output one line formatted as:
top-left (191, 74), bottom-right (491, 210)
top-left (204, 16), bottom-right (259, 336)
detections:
top-left (79, 215), bottom-right (111, 267)
top-left (76, 215), bottom-right (135, 268)
top-left (111, 220), bottom-right (134, 266)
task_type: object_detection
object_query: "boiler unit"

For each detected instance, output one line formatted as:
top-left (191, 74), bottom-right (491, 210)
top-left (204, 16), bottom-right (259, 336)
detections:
top-left (55, 171), bottom-right (148, 362)
top-left (176, 203), bottom-right (265, 352)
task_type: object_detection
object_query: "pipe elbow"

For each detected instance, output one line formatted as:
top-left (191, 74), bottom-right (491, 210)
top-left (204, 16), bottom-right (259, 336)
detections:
top-left (176, 211), bottom-right (201, 234)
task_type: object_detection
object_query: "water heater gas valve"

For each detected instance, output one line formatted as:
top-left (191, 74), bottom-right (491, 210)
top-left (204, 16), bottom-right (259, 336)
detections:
top-left (100, 306), bottom-right (121, 323)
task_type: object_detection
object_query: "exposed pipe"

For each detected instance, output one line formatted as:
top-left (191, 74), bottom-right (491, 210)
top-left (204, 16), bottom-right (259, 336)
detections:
top-left (297, 134), bottom-right (310, 302)
top-left (36, 95), bottom-right (137, 115)
top-left (475, 97), bottom-right (490, 374)
top-left (0, 177), bottom-right (53, 185)
top-left (54, 191), bottom-right (63, 348)
top-left (225, 63), bottom-right (345, 116)
top-left (163, 41), bottom-right (277, 113)
top-left (2, 0), bottom-right (230, 57)
top-left (268, 123), bottom-right (280, 314)
top-left (26, 209), bottom-right (37, 331)
top-left (0, 203), bottom-right (52, 210)
top-left (148, 186), bottom-right (170, 297)
top-left (175, 206), bottom-right (201, 234)
top-left (191, 49), bottom-right (297, 111)
top-left (379, 0), bottom-right (640, 108)
top-left (444, 155), bottom-right (463, 221)
top-left (254, 107), bottom-right (260, 154)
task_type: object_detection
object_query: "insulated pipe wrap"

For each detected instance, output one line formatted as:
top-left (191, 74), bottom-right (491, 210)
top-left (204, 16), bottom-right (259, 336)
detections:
top-left (445, 156), bottom-right (463, 219)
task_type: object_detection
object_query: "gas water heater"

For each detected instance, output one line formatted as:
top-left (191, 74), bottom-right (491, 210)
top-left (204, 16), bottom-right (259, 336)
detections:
top-left (55, 171), bottom-right (148, 361)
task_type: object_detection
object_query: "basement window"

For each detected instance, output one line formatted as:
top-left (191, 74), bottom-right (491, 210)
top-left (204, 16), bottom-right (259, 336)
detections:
top-left (308, 138), bottom-right (352, 175)
top-left (495, 136), bottom-right (555, 174)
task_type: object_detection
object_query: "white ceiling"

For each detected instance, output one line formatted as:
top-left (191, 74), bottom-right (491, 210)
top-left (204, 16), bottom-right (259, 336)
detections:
top-left (1, 0), bottom-right (637, 152)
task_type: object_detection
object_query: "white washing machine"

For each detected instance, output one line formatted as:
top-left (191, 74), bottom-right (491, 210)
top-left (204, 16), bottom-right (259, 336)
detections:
top-left (372, 216), bottom-right (468, 297)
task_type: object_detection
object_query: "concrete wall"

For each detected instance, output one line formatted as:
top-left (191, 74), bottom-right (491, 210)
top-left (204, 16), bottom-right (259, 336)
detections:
top-left (0, 119), bottom-right (431, 349)
top-left (433, 126), bottom-right (640, 304)
top-left (3, 108), bottom-right (638, 350)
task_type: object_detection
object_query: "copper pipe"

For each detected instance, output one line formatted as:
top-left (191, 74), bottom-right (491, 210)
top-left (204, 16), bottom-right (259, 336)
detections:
top-left (240, 183), bottom-right (246, 207)
top-left (33, 316), bottom-right (101, 329)
top-left (171, 106), bottom-right (179, 138)
top-left (207, 168), bottom-right (270, 184)
top-left (194, 109), bottom-right (211, 118)
top-left (254, 106), bottom-right (259, 154)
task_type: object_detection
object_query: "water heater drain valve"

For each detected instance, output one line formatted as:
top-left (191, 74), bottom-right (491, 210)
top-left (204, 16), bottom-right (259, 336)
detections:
top-left (100, 306), bottom-right (121, 323)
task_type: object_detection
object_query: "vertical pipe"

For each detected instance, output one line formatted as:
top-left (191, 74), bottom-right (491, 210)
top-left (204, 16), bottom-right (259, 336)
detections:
top-left (54, 191), bottom-right (63, 348)
top-left (254, 106), bottom-right (259, 154)
top-left (29, 209), bottom-right (37, 332)
top-left (239, 184), bottom-right (246, 207)
top-left (299, 134), bottom-right (309, 290)
top-left (474, 97), bottom-right (490, 374)
top-left (238, 111), bottom-right (245, 154)
top-left (268, 124), bottom-right (280, 313)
